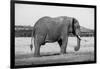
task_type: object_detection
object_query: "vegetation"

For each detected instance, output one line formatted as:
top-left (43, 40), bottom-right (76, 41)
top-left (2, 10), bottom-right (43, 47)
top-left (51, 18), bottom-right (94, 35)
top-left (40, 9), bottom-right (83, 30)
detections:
top-left (15, 25), bottom-right (94, 37)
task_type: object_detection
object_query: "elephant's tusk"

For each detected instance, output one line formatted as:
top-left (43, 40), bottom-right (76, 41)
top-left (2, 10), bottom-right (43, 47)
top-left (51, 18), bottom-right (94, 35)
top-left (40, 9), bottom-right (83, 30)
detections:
top-left (77, 36), bottom-right (88, 42)
top-left (77, 35), bottom-right (81, 40)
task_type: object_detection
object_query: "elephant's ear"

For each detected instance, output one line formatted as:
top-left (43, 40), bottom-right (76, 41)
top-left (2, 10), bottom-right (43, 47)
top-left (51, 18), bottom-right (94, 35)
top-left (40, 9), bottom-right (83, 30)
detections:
top-left (72, 18), bottom-right (76, 35)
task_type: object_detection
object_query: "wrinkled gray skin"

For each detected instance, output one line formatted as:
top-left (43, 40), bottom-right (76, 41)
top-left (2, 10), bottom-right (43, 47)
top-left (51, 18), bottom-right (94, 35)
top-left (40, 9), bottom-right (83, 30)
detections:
top-left (30, 16), bottom-right (81, 57)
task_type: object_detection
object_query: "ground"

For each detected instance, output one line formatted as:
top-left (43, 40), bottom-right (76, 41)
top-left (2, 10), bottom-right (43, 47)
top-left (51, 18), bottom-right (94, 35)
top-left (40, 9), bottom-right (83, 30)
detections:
top-left (15, 37), bottom-right (94, 66)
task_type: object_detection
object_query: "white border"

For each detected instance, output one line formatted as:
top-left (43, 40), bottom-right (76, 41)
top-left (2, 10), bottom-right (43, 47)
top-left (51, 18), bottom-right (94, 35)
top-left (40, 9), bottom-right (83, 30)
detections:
top-left (0, 0), bottom-right (99, 69)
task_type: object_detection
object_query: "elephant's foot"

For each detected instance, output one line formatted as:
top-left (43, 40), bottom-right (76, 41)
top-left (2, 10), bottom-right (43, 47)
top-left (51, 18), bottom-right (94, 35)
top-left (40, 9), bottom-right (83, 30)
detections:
top-left (60, 52), bottom-right (67, 56)
top-left (60, 50), bottom-right (66, 54)
top-left (74, 46), bottom-right (80, 51)
top-left (60, 47), bottom-right (67, 54)
top-left (34, 52), bottom-right (40, 57)
top-left (34, 54), bottom-right (40, 57)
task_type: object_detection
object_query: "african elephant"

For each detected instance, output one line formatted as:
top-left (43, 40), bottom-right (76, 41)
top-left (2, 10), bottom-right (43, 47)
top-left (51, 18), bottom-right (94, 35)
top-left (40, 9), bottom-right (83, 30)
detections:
top-left (30, 16), bottom-right (81, 57)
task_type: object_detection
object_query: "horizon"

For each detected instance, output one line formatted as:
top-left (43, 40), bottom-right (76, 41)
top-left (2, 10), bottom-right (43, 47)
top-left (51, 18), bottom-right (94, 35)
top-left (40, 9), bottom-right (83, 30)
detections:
top-left (15, 25), bottom-right (94, 30)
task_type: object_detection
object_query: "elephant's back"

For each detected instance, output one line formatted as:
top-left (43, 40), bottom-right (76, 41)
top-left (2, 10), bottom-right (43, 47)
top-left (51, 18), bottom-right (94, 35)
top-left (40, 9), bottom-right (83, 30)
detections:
top-left (34, 16), bottom-right (50, 29)
top-left (36, 16), bottom-right (52, 24)
top-left (35, 16), bottom-right (72, 24)
top-left (34, 16), bottom-right (72, 29)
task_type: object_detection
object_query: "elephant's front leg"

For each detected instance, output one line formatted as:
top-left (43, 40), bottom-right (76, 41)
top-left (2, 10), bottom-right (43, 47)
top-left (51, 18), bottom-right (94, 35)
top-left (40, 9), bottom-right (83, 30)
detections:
top-left (60, 36), bottom-right (68, 54)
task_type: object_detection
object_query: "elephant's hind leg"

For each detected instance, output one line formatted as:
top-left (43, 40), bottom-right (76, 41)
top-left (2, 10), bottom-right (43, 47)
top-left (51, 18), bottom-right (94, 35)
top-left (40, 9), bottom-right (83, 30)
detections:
top-left (34, 35), bottom-right (42, 57)
top-left (34, 38), bottom-right (40, 57)
top-left (58, 39), bottom-right (62, 47)
top-left (34, 34), bottom-right (46, 57)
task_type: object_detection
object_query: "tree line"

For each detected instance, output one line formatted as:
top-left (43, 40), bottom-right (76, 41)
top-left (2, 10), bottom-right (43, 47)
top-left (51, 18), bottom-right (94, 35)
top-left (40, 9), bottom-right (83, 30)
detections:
top-left (15, 30), bottom-right (94, 37)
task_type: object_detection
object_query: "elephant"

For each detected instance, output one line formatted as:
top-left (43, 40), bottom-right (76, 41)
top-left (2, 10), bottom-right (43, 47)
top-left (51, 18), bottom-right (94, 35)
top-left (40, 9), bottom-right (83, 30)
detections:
top-left (30, 16), bottom-right (81, 57)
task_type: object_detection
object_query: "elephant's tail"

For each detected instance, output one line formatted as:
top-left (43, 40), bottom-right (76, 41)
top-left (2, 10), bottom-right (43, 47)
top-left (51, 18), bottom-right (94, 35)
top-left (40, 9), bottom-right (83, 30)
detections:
top-left (30, 26), bottom-right (35, 51)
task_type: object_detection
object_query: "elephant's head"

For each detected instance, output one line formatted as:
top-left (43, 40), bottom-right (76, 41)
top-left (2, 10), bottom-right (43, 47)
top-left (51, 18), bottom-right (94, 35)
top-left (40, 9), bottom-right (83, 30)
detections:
top-left (72, 18), bottom-right (81, 51)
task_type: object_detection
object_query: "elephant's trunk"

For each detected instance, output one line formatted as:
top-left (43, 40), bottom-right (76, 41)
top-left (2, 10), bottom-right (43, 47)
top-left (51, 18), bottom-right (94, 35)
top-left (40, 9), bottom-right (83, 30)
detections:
top-left (74, 35), bottom-right (81, 51)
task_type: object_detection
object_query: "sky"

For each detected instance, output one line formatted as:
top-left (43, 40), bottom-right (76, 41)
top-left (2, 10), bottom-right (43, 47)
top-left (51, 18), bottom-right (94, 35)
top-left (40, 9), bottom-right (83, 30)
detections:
top-left (15, 3), bottom-right (94, 29)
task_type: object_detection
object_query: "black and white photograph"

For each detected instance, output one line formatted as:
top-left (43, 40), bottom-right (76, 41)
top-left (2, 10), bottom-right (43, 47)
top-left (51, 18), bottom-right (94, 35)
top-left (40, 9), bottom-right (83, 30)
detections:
top-left (11, 0), bottom-right (96, 68)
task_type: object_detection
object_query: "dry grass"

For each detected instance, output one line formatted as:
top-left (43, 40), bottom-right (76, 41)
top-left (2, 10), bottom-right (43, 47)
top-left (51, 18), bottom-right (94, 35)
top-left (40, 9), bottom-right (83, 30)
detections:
top-left (15, 37), bottom-right (94, 66)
